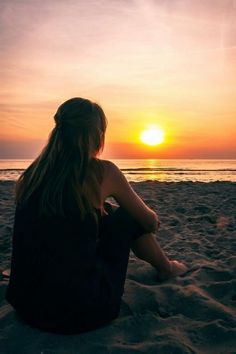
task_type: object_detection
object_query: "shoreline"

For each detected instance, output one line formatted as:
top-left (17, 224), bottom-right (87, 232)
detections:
top-left (0, 180), bottom-right (236, 353)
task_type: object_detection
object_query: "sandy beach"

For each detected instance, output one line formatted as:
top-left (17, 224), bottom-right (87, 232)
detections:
top-left (0, 180), bottom-right (236, 354)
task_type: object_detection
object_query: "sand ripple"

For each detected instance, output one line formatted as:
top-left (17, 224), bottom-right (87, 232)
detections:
top-left (0, 181), bottom-right (236, 353)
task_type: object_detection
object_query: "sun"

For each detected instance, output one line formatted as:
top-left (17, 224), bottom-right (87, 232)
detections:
top-left (140, 126), bottom-right (165, 146)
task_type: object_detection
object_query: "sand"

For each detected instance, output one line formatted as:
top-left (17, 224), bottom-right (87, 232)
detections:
top-left (0, 180), bottom-right (236, 354)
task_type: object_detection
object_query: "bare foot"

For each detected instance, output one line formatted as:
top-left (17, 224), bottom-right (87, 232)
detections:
top-left (157, 260), bottom-right (187, 281)
top-left (169, 260), bottom-right (188, 277)
top-left (2, 268), bottom-right (11, 278)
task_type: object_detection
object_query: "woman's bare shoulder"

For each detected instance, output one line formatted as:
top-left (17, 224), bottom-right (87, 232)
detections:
top-left (98, 159), bottom-right (124, 199)
top-left (99, 159), bottom-right (117, 168)
top-left (99, 159), bottom-right (121, 176)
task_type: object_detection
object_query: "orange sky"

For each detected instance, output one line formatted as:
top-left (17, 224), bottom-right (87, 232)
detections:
top-left (1, 0), bottom-right (236, 159)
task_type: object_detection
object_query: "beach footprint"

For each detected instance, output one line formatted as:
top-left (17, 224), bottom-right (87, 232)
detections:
top-left (193, 266), bottom-right (233, 282)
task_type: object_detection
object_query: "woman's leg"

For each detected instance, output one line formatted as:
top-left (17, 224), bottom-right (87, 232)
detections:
top-left (97, 205), bottom-right (147, 301)
top-left (131, 233), bottom-right (171, 278)
top-left (98, 204), bottom-right (187, 292)
top-left (131, 233), bottom-right (187, 280)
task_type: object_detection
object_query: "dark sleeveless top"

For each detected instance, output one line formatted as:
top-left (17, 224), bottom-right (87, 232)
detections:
top-left (6, 188), bottom-right (146, 334)
top-left (5, 196), bottom-right (113, 333)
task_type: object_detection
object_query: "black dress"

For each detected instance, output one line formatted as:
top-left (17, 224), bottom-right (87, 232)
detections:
top-left (6, 198), bottom-right (145, 334)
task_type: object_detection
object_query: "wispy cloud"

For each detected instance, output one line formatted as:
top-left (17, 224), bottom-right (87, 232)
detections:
top-left (0, 0), bottom-right (236, 157)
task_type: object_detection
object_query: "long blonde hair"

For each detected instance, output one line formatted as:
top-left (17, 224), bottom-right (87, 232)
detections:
top-left (16, 98), bottom-right (107, 218)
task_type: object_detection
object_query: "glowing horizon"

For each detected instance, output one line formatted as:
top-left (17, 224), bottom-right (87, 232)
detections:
top-left (1, 0), bottom-right (236, 159)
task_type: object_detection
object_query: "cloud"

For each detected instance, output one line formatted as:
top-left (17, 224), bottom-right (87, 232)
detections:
top-left (1, 0), bottom-right (236, 158)
top-left (0, 139), bottom-right (45, 159)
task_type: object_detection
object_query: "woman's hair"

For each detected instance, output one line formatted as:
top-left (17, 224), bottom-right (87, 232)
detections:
top-left (16, 97), bottom-right (107, 218)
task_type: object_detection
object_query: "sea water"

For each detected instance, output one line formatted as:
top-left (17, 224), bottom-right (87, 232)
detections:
top-left (0, 159), bottom-right (236, 182)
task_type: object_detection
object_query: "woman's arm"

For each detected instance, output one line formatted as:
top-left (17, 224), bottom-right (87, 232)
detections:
top-left (100, 160), bottom-right (188, 280)
top-left (101, 160), bottom-right (160, 233)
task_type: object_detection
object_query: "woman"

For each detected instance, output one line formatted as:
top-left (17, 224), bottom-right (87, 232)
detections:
top-left (6, 98), bottom-right (187, 334)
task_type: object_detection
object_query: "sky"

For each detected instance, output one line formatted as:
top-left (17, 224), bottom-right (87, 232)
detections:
top-left (0, 0), bottom-right (236, 159)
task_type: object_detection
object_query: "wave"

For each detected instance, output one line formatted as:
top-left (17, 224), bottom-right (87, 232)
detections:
top-left (121, 168), bottom-right (236, 172)
top-left (0, 167), bottom-right (236, 173)
top-left (0, 169), bottom-right (25, 171)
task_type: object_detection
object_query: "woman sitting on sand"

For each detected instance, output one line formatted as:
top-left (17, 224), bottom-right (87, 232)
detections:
top-left (6, 98), bottom-right (187, 334)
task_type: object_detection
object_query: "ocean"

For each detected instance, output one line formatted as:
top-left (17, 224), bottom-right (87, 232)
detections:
top-left (0, 159), bottom-right (236, 182)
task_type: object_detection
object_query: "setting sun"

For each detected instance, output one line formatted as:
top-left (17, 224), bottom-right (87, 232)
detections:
top-left (140, 126), bottom-right (165, 146)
